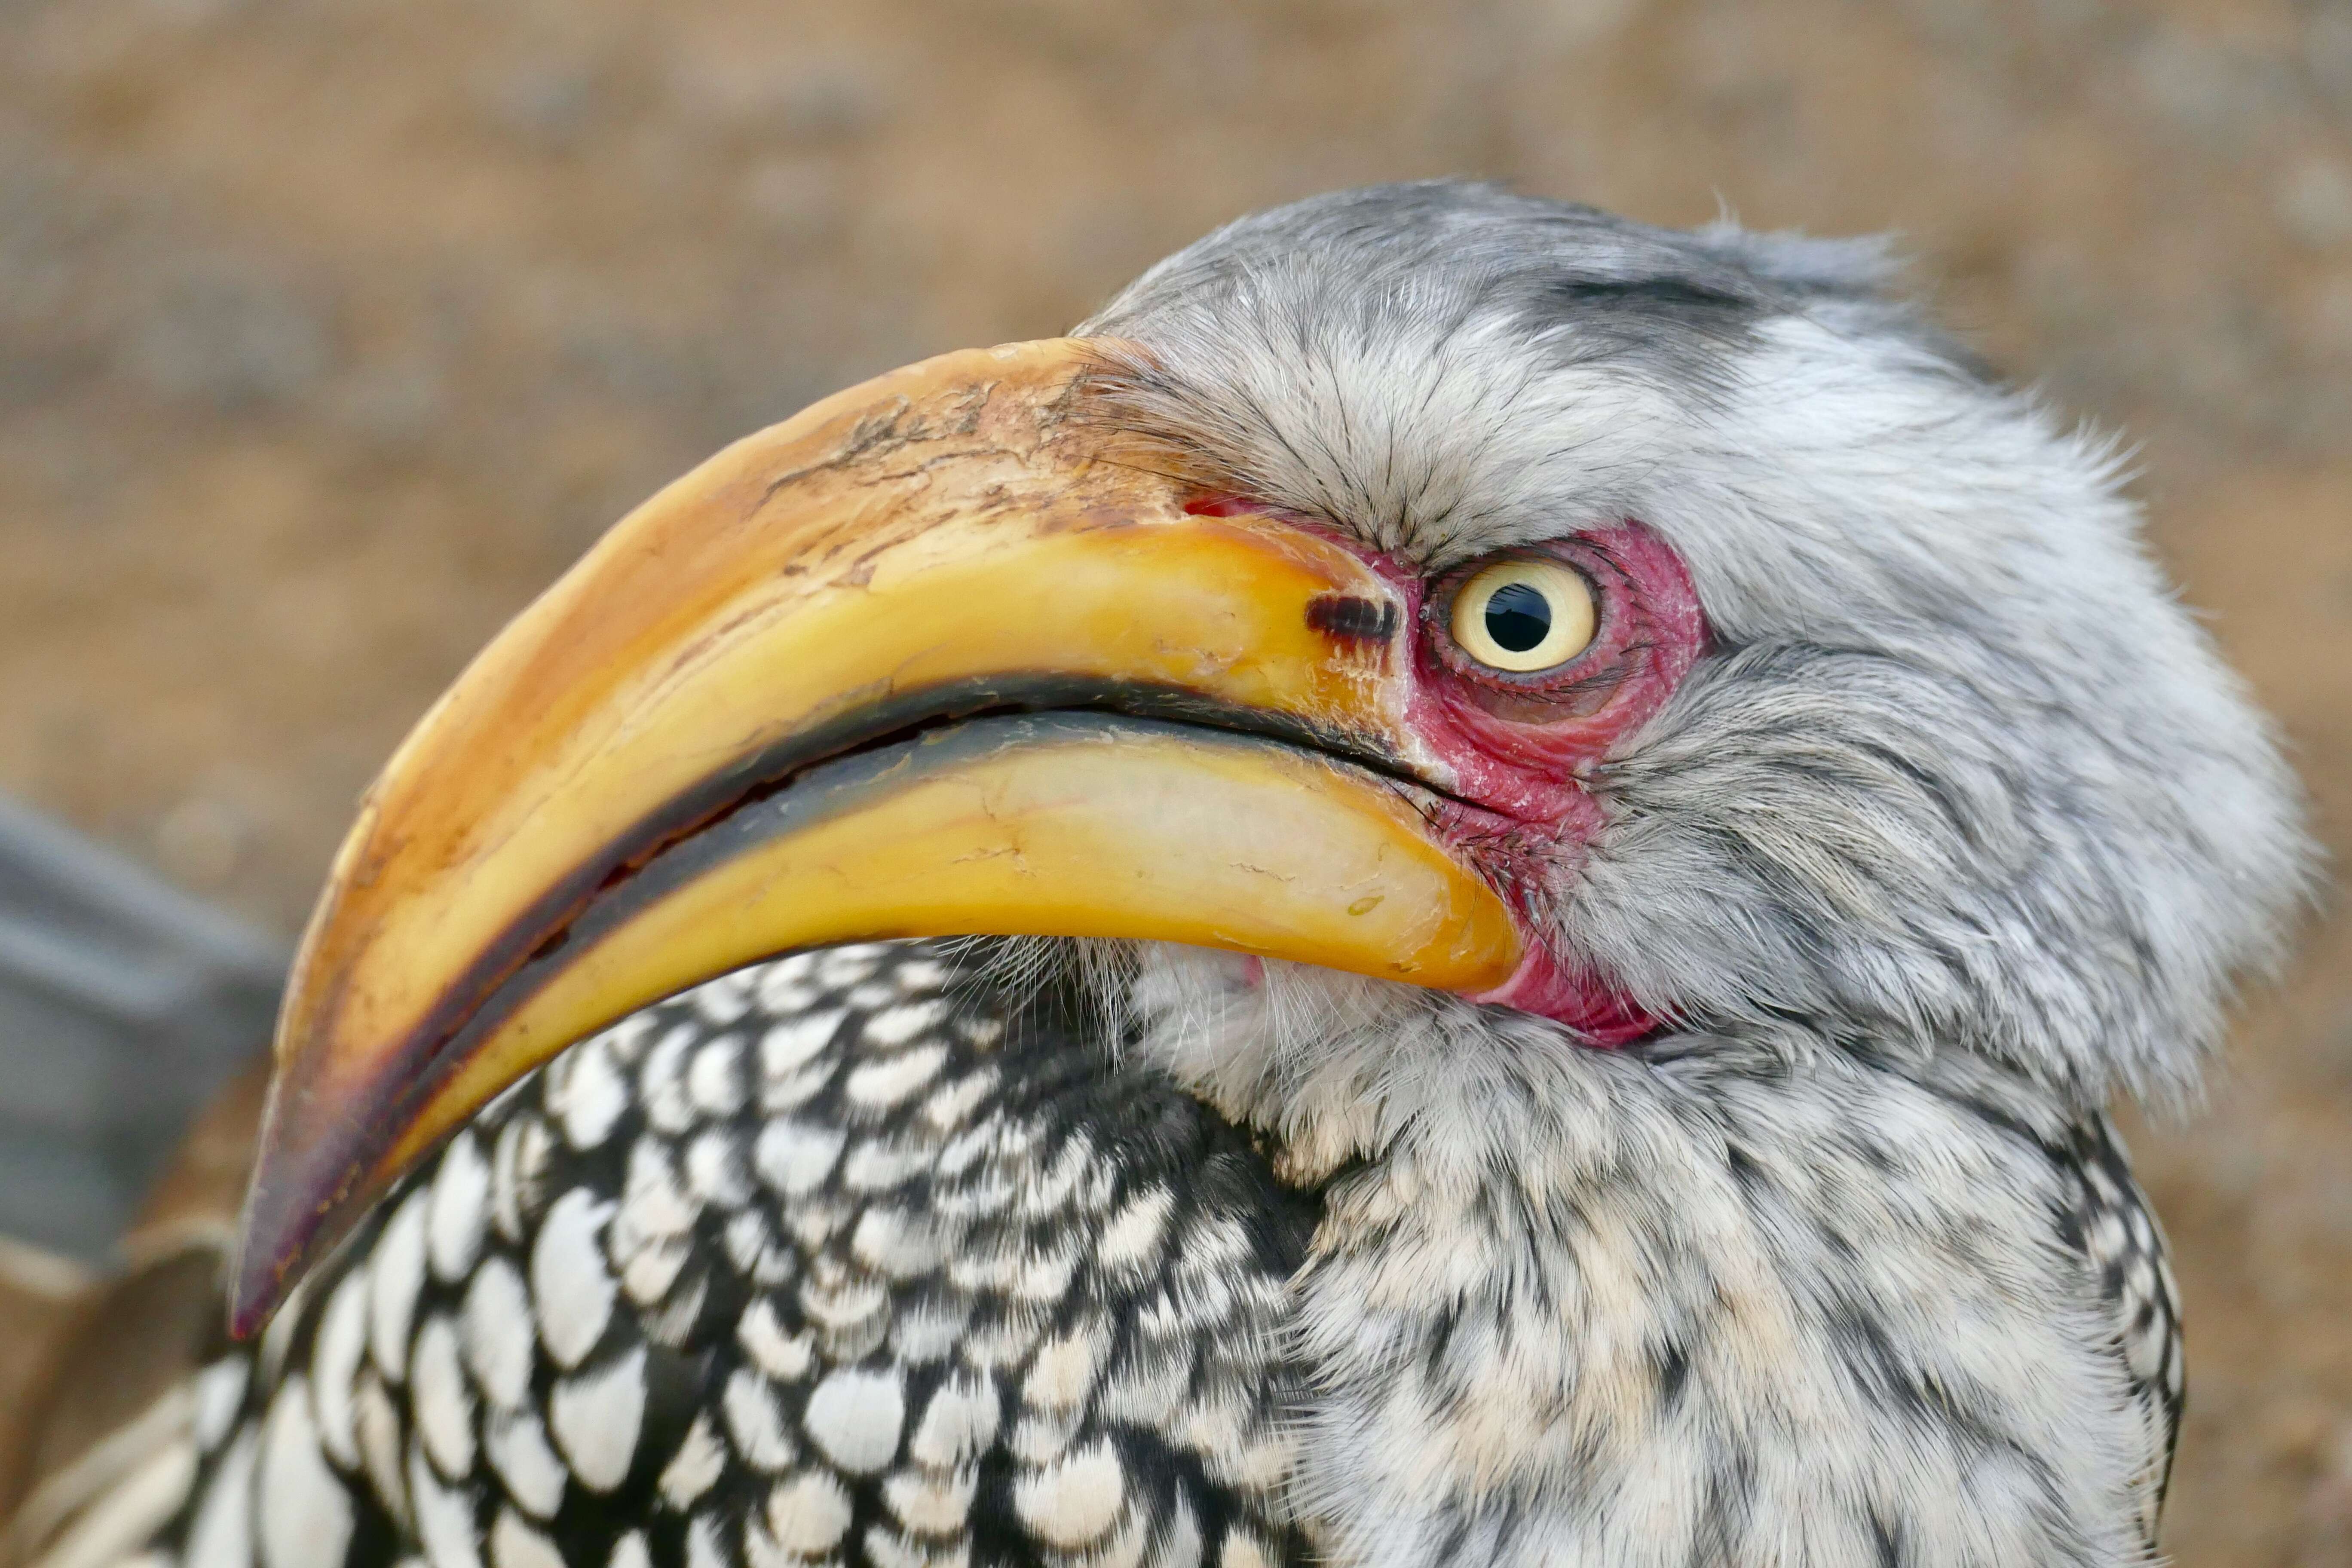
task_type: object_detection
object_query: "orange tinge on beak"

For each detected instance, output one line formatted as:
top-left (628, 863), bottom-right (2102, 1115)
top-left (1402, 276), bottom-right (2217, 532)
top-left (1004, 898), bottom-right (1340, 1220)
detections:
top-left (234, 338), bottom-right (1525, 1330)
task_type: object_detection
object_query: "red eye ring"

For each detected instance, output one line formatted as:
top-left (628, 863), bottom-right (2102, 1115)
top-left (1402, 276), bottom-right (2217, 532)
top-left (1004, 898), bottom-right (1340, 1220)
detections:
top-left (1394, 522), bottom-right (1706, 819)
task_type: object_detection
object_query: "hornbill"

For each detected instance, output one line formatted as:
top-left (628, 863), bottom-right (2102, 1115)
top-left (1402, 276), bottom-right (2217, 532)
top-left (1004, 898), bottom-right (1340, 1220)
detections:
top-left (3, 184), bottom-right (2311, 1568)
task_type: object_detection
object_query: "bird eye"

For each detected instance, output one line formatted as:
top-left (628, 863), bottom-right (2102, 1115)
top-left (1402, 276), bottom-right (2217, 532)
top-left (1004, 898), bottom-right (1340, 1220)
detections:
top-left (1447, 559), bottom-right (1597, 673)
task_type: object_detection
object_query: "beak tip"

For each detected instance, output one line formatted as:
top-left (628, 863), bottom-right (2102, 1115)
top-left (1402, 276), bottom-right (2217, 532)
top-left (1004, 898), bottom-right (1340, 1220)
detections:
top-left (225, 1204), bottom-right (293, 1339)
top-left (225, 1264), bottom-right (276, 1341)
top-left (226, 1149), bottom-right (310, 1337)
top-left (224, 1084), bottom-right (368, 1338)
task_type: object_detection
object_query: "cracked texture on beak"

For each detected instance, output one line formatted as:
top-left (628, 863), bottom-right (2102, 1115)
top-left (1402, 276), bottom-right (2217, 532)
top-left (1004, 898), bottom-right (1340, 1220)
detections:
top-left (234, 338), bottom-right (1524, 1330)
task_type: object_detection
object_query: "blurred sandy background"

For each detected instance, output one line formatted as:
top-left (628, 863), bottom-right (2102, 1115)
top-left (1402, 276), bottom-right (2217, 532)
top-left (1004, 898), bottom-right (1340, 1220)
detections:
top-left (0, 0), bottom-right (2346, 1559)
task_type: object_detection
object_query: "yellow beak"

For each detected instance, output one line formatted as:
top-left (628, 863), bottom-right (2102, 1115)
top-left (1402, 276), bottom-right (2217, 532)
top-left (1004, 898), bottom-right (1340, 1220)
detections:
top-left (231, 338), bottom-right (1526, 1329)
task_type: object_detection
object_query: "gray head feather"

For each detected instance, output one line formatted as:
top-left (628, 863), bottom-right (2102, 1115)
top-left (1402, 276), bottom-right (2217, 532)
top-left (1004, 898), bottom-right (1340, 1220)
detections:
top-left (1080, 180), bottom-right (2312, 1107)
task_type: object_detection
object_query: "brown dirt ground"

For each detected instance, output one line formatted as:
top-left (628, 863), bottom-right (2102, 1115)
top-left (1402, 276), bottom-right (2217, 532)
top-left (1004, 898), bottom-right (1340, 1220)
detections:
top-left (0, 0), bottom-right (2347, 1560)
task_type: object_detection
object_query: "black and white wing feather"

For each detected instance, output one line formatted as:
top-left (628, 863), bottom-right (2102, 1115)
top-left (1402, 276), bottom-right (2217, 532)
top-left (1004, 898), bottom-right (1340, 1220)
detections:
top-left (2055, 1112), bottom-right (2184, 1543)
top-left (40, 940), bottom-right (1317, 1568)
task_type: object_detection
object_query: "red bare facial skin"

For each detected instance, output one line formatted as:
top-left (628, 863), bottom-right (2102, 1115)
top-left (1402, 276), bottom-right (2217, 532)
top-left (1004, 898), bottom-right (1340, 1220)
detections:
top-left (1406, 524), bottom-right (1705, 1043)
top-left (1408, 523), bottom-right (1705, 819)
top-left (1186, 498), bottom-right (1709, 1044)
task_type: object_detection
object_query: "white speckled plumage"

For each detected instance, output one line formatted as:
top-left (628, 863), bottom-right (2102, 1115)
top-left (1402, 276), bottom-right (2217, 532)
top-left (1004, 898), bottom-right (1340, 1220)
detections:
top-left (86, 944), bottom-right (1307, 1568)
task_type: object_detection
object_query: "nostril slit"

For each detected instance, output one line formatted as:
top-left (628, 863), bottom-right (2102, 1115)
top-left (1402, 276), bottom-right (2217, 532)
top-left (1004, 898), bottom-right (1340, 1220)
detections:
top-left (1308, 594), bottom-right (1400, 644)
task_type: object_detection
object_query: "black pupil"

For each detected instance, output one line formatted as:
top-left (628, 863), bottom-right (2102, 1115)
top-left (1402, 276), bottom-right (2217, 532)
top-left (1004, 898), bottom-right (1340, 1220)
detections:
top-left (1483, 581), bottom-right (1553, 653)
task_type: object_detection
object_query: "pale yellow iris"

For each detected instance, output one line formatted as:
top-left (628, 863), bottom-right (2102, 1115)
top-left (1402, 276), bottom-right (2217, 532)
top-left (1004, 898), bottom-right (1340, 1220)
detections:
top-left (1450, 559), bottom-right (1598, 672)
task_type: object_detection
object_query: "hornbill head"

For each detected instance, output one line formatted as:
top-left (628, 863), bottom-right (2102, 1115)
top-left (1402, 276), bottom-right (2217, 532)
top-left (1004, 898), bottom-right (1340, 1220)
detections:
top-left (233, 184), bottom-right (2308, 1353)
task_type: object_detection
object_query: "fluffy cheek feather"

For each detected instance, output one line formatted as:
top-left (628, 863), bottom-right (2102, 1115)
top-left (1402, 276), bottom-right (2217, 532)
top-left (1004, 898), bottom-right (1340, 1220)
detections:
top-left (1121, 944), bottom-right (1429, 1181)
